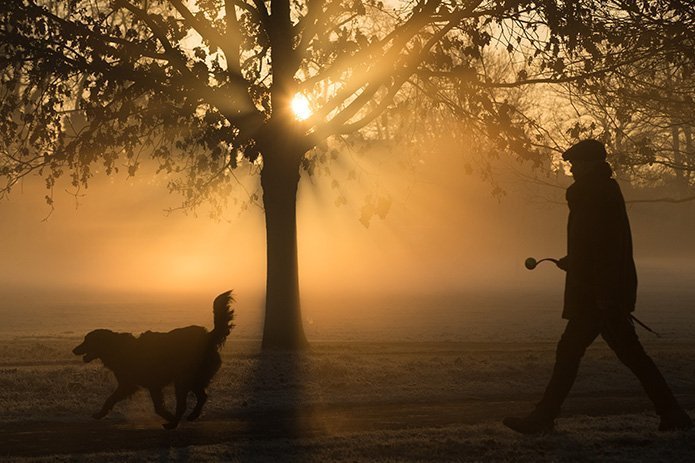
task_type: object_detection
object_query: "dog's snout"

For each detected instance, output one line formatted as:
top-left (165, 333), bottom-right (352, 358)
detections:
top-left (73, 343), bottom-right (85, 355)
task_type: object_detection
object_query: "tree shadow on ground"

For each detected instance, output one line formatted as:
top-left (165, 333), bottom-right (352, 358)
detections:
top-left (237, 348), bottom-right (321, 462)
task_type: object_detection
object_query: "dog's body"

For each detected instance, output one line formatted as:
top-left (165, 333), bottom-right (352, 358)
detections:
top-left (73, 291), bottom-right (234, 429)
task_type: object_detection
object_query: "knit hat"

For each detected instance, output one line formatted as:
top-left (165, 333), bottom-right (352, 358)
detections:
top-left (562, 139), bottom-right (607, 162)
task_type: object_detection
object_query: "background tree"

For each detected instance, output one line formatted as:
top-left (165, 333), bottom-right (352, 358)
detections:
top-left (1, 0), bottom-right (690, 349)
top-left (546, 1), bottom-right (695, 199)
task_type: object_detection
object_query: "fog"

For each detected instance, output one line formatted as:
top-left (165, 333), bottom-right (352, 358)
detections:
top-left (1, 143), bottom-right (694, 340)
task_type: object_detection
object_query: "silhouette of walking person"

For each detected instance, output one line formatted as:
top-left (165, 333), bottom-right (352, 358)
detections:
top-left (504, 139), bottom-right (693, 434)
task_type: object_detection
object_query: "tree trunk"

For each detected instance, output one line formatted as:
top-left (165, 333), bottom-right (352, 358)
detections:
top-left (671, 124), bottom-right (687, 197)
top-left (259, 137), bottom-right (309, 350)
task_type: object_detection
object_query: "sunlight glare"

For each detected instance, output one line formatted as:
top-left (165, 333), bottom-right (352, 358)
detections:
top-left (291, 93), bottom-right (312, 121)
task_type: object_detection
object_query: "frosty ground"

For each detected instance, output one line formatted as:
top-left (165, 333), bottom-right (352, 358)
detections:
top-left (2, 279), bottom-right (695, 461)
top-left (2, 334), bottom-right (694, 462)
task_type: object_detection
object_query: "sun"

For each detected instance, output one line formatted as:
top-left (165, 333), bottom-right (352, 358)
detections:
top-left (291, 93), bottom-right (312, 121)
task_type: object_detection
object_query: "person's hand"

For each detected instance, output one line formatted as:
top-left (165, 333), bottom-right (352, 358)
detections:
top-left (556, 256), bottom-right (568, 271)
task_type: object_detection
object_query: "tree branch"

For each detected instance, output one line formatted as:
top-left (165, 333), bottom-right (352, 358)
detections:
top-left (298, 0), bottom-right (436, 93)
top-left (293, 0), bottom-right (323, 56)
top-left (115, 1), bottom-right (193, 72)
top-left (310, 1), bottom-right (483, 140)
top-left (223, 0), bottom-right (242, 74)
top-left (20, 1), bottom-right (169, 63)
top-left (302, 0), bottom-right (442, 126)
top-left (251, 0), bottom-right (271, 27)
top-left (269, 0), bottom-right (297, 113)
top-left (114, 1), bottom-right (261, 134)
top-left (164, 0), bottom-right (252, 89)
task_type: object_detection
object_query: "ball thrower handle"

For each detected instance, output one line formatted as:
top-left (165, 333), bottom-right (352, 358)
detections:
top-left (525, 257), bottom-right (561, 270)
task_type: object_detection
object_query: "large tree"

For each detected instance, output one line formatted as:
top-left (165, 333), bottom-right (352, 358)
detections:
top-left (1, 0), bottom-right (688, 348)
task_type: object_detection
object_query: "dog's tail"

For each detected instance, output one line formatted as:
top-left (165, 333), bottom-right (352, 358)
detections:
top-left (210, 290), bottom-right (235, 348)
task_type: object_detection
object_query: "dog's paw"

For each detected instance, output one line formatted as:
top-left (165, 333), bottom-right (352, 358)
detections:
top-left (92, 411), bottom-right (108, 420)
top-left (162, 421), bottom-right (179, 430)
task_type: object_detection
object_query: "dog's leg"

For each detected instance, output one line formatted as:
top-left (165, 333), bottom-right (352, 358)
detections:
top-left (162, 385), bottom-right (188, 430)
top-left (93, 385), bottom-right (135, 419)
top-left (186, 388), bottom-right (208, 421)
top-left (148, 388), bottom-right (175, 422)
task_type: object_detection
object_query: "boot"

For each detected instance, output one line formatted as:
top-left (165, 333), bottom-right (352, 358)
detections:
top-left (503, 410), bottom-right (555, 435)
top-left (659, 408), bottom-right (693, 432)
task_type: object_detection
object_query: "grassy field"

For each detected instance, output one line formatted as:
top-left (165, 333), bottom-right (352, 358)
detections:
top-left (2, 335), bottom-right (694, 462)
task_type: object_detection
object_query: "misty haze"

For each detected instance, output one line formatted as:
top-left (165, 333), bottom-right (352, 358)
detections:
top-left (3, 150), bottom-right (694, 342)
top-left (1, 0), bottom-right (694, 461)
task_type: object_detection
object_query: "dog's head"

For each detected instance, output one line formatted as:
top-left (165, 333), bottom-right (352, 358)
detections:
top-left (73, 329), bottom-right (125, 363)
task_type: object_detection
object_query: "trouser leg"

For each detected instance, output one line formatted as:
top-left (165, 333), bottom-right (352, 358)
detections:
top-left (601, 316), bottom-right (680, 416)
top-left (536, 317), bottom-right (600, 418)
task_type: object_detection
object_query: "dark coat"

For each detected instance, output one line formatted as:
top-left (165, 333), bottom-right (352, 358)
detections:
top-left (561, 163), bottom-right (637, 319)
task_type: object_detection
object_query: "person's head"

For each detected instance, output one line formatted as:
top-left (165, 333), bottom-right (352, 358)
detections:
top-left (562, 139), bottom-right (608, 180)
